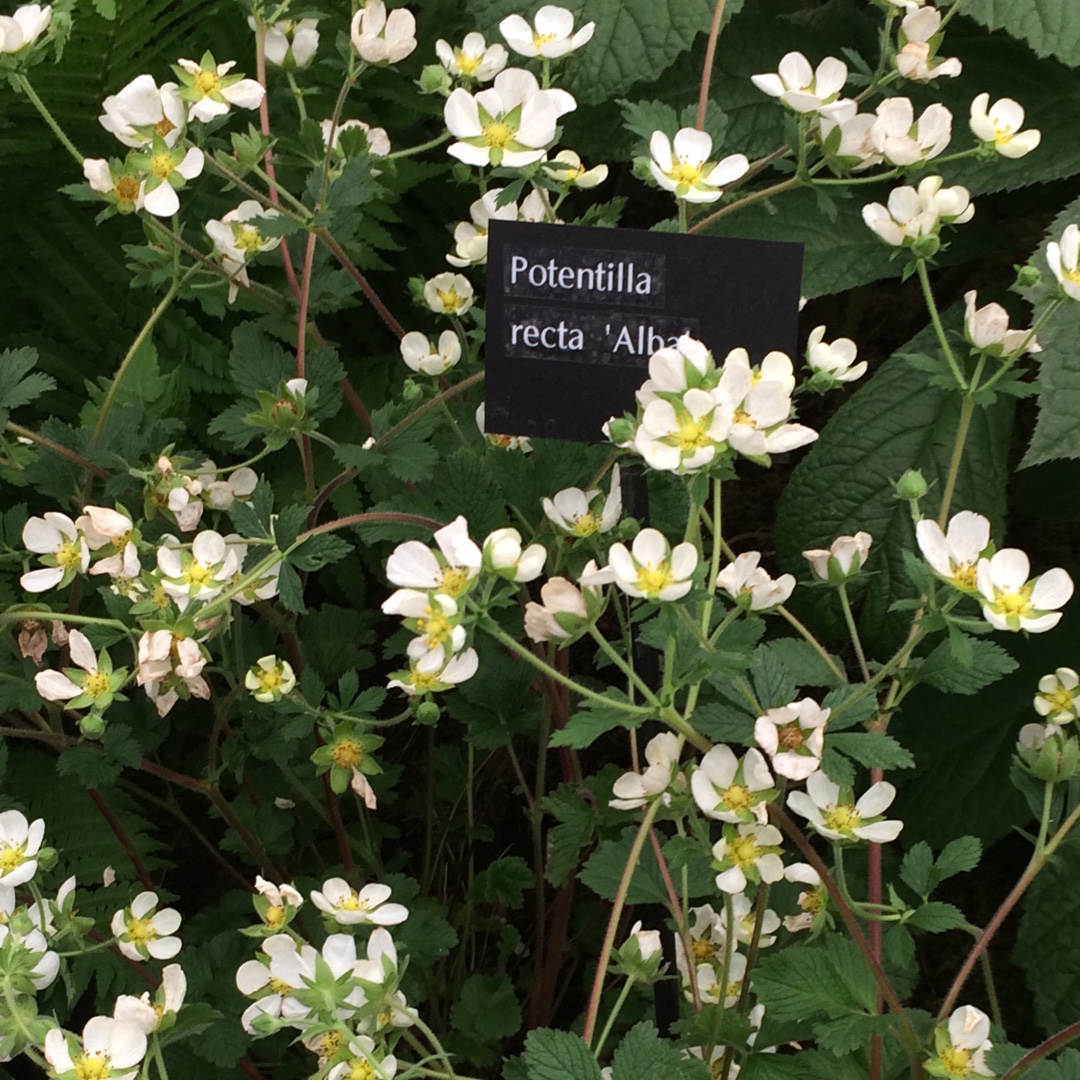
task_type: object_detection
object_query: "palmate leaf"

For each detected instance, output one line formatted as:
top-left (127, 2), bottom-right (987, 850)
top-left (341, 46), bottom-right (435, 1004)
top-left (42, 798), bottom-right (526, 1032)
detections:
top-left (0, 347), bottom-right (55, 427)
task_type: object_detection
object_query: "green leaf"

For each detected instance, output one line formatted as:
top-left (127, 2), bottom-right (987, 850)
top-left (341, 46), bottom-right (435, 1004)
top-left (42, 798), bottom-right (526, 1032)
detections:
top-left (542, 784), bottom-right (597, 887)
top-left (760, 638), bottom-right (844, 689)
top-left (272, 504), bottom-right (310, 553)
top-left (813, 1013), bottom-right (893, 1057)
top-left (580, 827), bottom-right (714, 905)
top-left (900, 841), bottom-right (935, 897)
top-left (776, 316), bottom-right (1012, 654)
top-left (290, 533), bottom-right (353, 572)
top-left (751, 644), bottom-right (797, 709)
top-left (963, 0), bottom-right (1080, 69)
top-left (827, 732), bottom-right (915, 771)
top-left (919, 636), bottom-right (1019, 695)
top-left (753, 936), bottom-right (876, 1022)
top-left (277, 561), bottom-right (306, 614)
top-left (906, 902), bottom-right (967, 933)
top-left (524, 1029), bottom-right (603, 1080)
top-left (466, 0), bottom-right (744, 106)
top-left (612, 1021), bottom-right (706, 1080)
top-left (452, 973), bottom-right (522, 1044)
top-left (470, 856), bottom-right (533, 909)
top-left (0, 347), bottom-right (55, 427)
top-left (550, 691), bottom-right (643, 748)
top-left (1023, 194), bottom-right (1080, 466)
top-left (936, 836), bottom-right (982, 880)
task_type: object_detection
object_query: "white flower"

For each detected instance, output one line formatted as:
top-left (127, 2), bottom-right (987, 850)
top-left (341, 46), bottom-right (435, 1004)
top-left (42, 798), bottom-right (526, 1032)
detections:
top-left (78, 505), bottom-right (140, 578)
top-left (625, 920), bottom-right (663, 962)
top-left (543, 467), bottom-right (621, 537)
top-left (254, 876), bottom-right (303, 928)
top-left (476, 402), bottom-right (532, 452)
top-left (970, 93), bottom-right (1041, 159)
top-left (113, 963), bottom-right (186, 1032)
top-left (383, 589), bottom-right (467, 661)
top-left (235, 935), bottom-right (300, 1031)
top-left (523, 576), bottom-right (591, 643)
top-left (111, 891), bottom-right (182, 961)
top-left (543, 148), bottom-right (608, 188)
top-left (712, 823), bottom-right (785, 893)
top-left (935, 1005), bottom-right (994, 1077)
top-left (34, 627), bottom-right (120, 708)
top-left (787, 771), bottom-right (904, 843)
top-left (259, 17), bottom-right (319, 68)
top-left (634, 387), bottom-right (732, 473)
top-left (716, 552), bottom-right (795, 611)
top-left (751, 51), bottom-right (848, 114)
top-left (610, 732), bottom-right (680, 810)
top-left (99, 74), bottom-right (186, 148)
top-left (675, 904), bottom-right (730, 983)
top-left (423, 271), bottom-right (474, 315)
top-left (1047, 223), bottom-right (1080, 301)
top-left (783, 862), bottom-right (826, 932)
top-left (206, 200), bottom-right (281, 267)
top-left (806, 325), bottom-right (866, 382)
top-left (976, 549), bottom-right (1073, 633)
top-left (649, 128), bottom-right (749, 204)
top-left (446, 186), bottom-right (545, 267)
top-left (896, 8), bottom-right (962, 82)
top-left (157, 530), bottom-right (241, 608)
top-left (310, 880), bottom-right (409, 925)
top-left (916, 511), bottom-right (990, 590)
top-left (0, 810), bottom-right (44, 888)
top-left (1035, 668), bottom-right (1080, 724)
top-left (819, 103), bottom-right (881, 171)
top-left (44, 1017), bottom-right (147, 1080)
top-left (134, 142), bottom-right (205, 218)
top-left (245, 656), bottom-right (296, 703)
top-left (175, 55), bottom-right (265, 123)
top-left (0, 924), bottom-right (58, 989)
top-left (351, 0), bottom-right (416, 63)
top-left (692, 745), bottom-right (775, 823)
top-left (963, 290), bottom-right (1040, 356)
top-left (0, 3), bottom-right (50, 52)
top-left (400, 329), bottom-right (461, 376)
top-left (269, 933), bottom-right (365, 1018)
top-left (436, 31), bottom-right (507, 81)
top-left (21, 511), bottom-right (89, 592)
top-left (730, 891), bottom-right (781, 948)
top-left (605, 528), bottom-right (698, 602)
top-left (869, 97), bottom-right (952, 166)
top-left (82, 158), bottom-right (145, 211)
top-left (499, 5), bottom-right (595, 58)
top-left (695, 951), bottom-right (749, 1007)
top-left (387, 645), bottom-right (479, 694)
top-left (754, 698), bottom-right (829, 781)
top-left (321, 117), bottom-right (391, 157)
top-left (328, 1038), bottom-right (399, 1080)
top-left (635, 334), bottom-right (716, 407)
top-left (386, 515), bottom-right (482, 597)
top-left (802, 531), bottom-right (873, 582)
top-left (445, 67), bottom-right (576, 168)
top-left (136, 630), bottom-right (210, 717)
top-left (719, 348), bottom-right (817, 456)
top-left (194, 462), bottom-right (259, 512)
top-left (862, 175), bottom-right (973, 247)
top-left (483, 527), bottom-right (547, 582)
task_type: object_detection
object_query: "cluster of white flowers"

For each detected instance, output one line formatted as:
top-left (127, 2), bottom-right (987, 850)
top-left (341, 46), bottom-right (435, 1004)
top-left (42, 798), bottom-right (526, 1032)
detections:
top-left (0, 3), bottom-right (50, 54)
top-left (863, 174), bottom-right (973, 249)
top-left (606, 334), bottom-right (818, 473)
top-left (236, 876), bottom-right (412, 1077)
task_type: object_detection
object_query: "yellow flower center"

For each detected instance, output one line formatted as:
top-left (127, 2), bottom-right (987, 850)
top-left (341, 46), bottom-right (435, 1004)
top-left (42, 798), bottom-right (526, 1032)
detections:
top-left (336, 890), bottom-right (369, 912)
top-left (256, 666), bottom-right (284, 693)
top-left (939, 1045), bottom-right (974, 1075)
top-left (991, 120), bottom-right (1014, 146)
top-left (992, 585), bottom-right (1033, 618)
top-left (55, 540), bottom-right (83, 572)
top-left (154, 116), bottom-right (176, 139)
top-left (268, 976), bottom-right (292, 995)
top-left (455, 50), bottom-right (480, 74)
top-left (417, 608), bottom-right (452, 646)
top-left (570, 512), bottom-right (600, 537)
top-left (74, 1054), bottom-right (112, 1080)
top-left (150, 582), bottom-right (170, 610)
top-left (1046, 687), bottom-right (1077, 715)
top-left (234, 224), bottom-right (264, 252)
top-left (349, 1060), bottom-right (377, 1080)
top-left (264, 904), bottom-right (285, 928)
top-left (317, 1032), bottom-right (341, 1057)
top-left (732, 408), bottom-right (755, 427)
top-left (332, 740), bottom-right (364, 770)
top-left (822, 802), bottom-right (861, 833)
top-left (800, 887), bottom-right (826, 915)
top-left (437, 566), bottom-right (471, 596)
top-left (776, 722), bottom-right (805, 751)
top-left (186, 563), bottom-right (213, 586)
top-left (114, 176), bottom-right (141, 204)
top-left (691, 938), bottom-right (715, 962)
top-left (436, 288), bottom-right (466, 312)
top-left (410, 670), bottom-right (440, 691)
top-left (532, 32), bottom-right (557, 47)
top-left (727, 835), bottom-right (760, 868)
top-left (483, 121), bottom-right (514, 149)
top-left (721, 783), bottom-right (752, 811)
top-left (150, 152), bottom-right (175, 179)
top-left (675, 415), bottom-right (712, 452)
top-left (670, 162), bottom-right (706, 186)
top-left (376, 1006), bottom-right (394, 1027)
top-left (85, 671), bottom-right (111, 699)
top-left (1065, 266), bottom-right (1080, 286)
top-left (951, 562), bottom-right (977, 589)
top-left (636, 565), bottom-right (675, 595)
top-left (126, 915), bottom-right (158, 945)
top-left (193, 69), bottom-right (221, 96)
top-left (0, 844), bottom-right (27, 873)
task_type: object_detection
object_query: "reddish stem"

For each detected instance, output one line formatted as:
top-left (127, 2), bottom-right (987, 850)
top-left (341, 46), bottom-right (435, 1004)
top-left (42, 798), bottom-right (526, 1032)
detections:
top-left (316, 230), bottom-right (406, 340)
top-left (1001, 1019), bottom-right (1080, 1079)
top-left (649, 827), bottom-right (700, 1010)
top-left (870, 765), bottom-right (884, 1080)
top-left (696, 0), bottom-right (727, 131)
top-left (87, 788), bottom-right (154, 891)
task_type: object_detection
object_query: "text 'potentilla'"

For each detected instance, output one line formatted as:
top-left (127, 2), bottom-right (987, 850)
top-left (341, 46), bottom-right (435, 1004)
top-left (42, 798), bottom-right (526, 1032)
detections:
top-left (509, 255), bottom-right (654, 295)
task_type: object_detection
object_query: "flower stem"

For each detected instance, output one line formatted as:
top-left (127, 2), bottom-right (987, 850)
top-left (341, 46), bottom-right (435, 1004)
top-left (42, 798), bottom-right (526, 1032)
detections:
top-left (936, 391), bottom-right (976, 527)
top-left (1000, 1019), bottom-right (1080, 1079)
top-left (915, 258), bottom-right (967, 391)
top-left (5, 421), bottom-right (111, 478)
top-left (837, 583), bottom-right (871, 682)
top-left (583, 799), bottom-right (663, 1046)
top-left (15, 74), bottom-right (83, 165)
top-left (777, 606), bottom-right (847, 683)
top-left (385, 131), bottom-right (452, 160)
top-left (689, 177), bottom-right (803, 234)
top-left (695, 0), bottom-right (727, 131)
top-left (153, 1037), bottom-right (171, 1080)
top-left (588, 626), bottom-right (661, 706)
top-left (594, 976), bottom-right (636, 1061)
top-left (315, 228), bottom-right (406, 339)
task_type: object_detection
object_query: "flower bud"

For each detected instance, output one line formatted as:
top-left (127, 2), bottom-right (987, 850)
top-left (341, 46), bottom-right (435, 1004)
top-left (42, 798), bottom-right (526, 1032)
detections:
top-left (1015, 262), bottom-right (1041, 289)
top-left (910, 233), bottom-right (941, 260)
top-left (419, 63), bottom-right (453, 95)
top-left (895, 469), bottom-right (929, 502)
top-left (414, 700), bottom-right (441, 725)
top-left (79, 713), bottom-right (107, 739)
top-left (1017, 723), bottom-right (1080, 781)
top-left (402, 378), bottom-right (424, 403)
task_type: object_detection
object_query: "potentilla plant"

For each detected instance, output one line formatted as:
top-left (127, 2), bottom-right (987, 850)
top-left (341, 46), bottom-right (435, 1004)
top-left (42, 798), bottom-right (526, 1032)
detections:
top-left (1, 0), bottom-right (1079, 1078)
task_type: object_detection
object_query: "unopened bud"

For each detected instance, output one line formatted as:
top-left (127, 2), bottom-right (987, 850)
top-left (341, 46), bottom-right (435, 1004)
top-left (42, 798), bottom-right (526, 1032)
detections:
top-left (80, 713), bottom-right (106, 739)
top-left (402, 378), bottom-right (424, 403)
top-left (910, 234), bottom-right (941, 260)
top-left (895, 469), bottom-right (929, 502)
top-left (419, 64), bottom-right (452, 95)
top-left (414, 700), bottom-right (441, 725)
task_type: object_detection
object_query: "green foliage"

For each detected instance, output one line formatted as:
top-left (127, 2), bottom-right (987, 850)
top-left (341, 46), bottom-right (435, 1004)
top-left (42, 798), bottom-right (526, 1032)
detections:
top-left (0, 347), bottom-right (56, 427)
top-left (611, 1021), bottom-right (709, 1080)
top-left (580, 826), bottom-right (714, 904)
top-left (470, 856), bottom-right (533, 908)
top-left (542, 783), bottom-right (598, 887)
top-left (964, 0), bottom-right (1080, 69)
top-left (523, 1028), bottom-right (603, 1080)
top-left (918, 636), bottom-right (1019, 695)
top-left (550, 691), bottom-right (644, 748)
top-left (451, 973), bottom-right (523, 1065)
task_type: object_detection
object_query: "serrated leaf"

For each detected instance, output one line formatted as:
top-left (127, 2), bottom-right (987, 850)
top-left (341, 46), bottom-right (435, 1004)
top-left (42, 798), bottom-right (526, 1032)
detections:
top-left (751, 644), bottom-right (797, 709)
top-left (277, 561), bottom-right (306, 614)
top-left (524, 1029), bottom-right (602, 1080)
top-left (612, 1021), bottom-right (704, 1080)
top-left (936, 836), bottom-right (982, 880)
top-left (272, 503), bottom-right (309, 553)
top-left (470, 856), bottom-right (533, 909)
top-left (920, 636), bottom-right (1019, 695)
top-left (964, 0), bottom-right (1080, 69)
top-left (812, 1013), bottom-right (893, 1057)
top-left (452, 973), bottom-right (522, 1044)
top-left (542, 785), bottom-right (596, 887)
top-left (290, 532), bottom-right (353, 572)
top-left (580, 827), bottom-right (714, 905)
top-left (0, 346), bottom-right (55, 427)
top-left (753, 936), bottom-right (876, 1022)
top-left (900, 841), bottom-right (935, 897)
top-left (550, 691), bottom-right (643, 748)
top-left (906, 901), bottom-right (967, 932)
top-left (828, 731), bottom-right (915, 771)
top-left (760, 638), bottom-right (844, 689)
